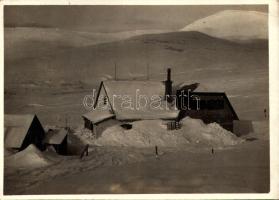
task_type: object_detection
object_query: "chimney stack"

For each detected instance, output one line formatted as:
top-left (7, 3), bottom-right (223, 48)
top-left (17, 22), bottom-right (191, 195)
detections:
top-left (167, 68), bottom-right (171, 81)
top-left (165, 68), bottom-right (173, 102)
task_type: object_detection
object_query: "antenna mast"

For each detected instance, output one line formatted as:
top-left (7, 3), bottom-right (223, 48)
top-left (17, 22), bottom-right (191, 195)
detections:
top-left (114, 62), bottom-right (117, 80)
top-left (146, 63), bottom-right (149, 80)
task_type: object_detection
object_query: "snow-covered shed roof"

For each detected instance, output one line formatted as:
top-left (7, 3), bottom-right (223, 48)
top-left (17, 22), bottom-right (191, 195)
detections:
top-left (44, 129), bottom-right (68, 145)
top-left (82, 109), bottom-right (115, 124)
top-left (97, 80), bottom-right (179, 120)
top-left (4, 114), bottom-right (36, 148)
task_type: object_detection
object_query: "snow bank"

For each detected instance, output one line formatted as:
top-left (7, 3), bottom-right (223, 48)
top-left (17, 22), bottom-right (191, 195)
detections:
top-left (94, 117), bottom-right (243, 148)
top-left (181, 118), bottom-right (241, 146)
top-left (5, 144), bottom-right (52, 169)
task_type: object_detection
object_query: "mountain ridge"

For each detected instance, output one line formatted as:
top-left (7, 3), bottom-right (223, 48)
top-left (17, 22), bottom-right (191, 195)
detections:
top-left (180, 10), bottom-right (268, 42)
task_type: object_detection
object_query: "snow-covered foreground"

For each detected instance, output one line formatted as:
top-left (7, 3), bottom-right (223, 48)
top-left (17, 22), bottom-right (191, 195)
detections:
top-left (4, 146), bottom-right (155, 194)
top-left (4, 118), bottom-right (269, 194)
top-left (4, 140), bottom-right (269, 194)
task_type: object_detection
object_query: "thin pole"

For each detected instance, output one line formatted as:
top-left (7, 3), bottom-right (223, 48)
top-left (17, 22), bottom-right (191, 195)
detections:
top-left (147, 63), bottom-right (149, 80)
top-left (114, 62), bottom-right (117, 80)
top-left (65, 115), bottom-right (68, 130)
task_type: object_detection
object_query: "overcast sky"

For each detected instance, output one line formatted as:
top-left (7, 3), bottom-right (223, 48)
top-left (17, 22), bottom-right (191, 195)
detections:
top-left (4, 5), bottom-right (268, 32)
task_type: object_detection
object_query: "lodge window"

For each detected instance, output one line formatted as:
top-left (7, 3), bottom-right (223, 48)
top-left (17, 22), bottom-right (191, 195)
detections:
top-left (104, 96), bottom-right (108, 105)
top-left (121, 123), bottom-right (132, 130)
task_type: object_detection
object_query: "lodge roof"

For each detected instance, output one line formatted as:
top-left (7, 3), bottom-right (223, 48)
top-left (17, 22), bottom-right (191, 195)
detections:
top-left (96, 80), bottom-right (179, 120)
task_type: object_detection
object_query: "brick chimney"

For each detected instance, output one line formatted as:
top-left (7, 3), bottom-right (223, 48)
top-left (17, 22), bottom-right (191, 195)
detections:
top-left (165, 68), bottom-right (173, 102)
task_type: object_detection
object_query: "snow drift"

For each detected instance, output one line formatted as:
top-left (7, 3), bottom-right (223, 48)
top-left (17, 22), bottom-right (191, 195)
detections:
top-left (94, 117), bottom-right (243, 148)
top-left (180, 10), bottom-right (267, 42)
top-left (5, 144), bottom-right (52, 169)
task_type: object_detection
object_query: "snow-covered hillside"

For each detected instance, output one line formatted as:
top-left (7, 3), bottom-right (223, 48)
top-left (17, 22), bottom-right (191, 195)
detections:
top-left (180, 10), bottom-right (267, 42)
top-left (5, 27), bottom-right (168, 62)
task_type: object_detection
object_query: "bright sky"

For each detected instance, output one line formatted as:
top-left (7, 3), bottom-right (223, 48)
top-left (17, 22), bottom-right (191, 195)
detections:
top-left (4, 5), bottom-right (267, 32)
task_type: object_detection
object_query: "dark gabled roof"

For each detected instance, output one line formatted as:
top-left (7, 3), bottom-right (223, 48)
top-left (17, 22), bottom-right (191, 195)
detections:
top-left (188, 91), bottom-right (239, 120)
top-left (222, 93), bottom-right (239, 120)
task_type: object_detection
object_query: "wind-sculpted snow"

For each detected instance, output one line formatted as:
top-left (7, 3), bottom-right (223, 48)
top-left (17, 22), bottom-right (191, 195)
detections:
top-left (5, 144), bottom-right (53, 169)
top-left (94, 117), bottom-right (243, 148)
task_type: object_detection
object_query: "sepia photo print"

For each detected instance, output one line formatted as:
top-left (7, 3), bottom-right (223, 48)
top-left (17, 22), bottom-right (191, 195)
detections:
top-left (3, 4), bottom-right (272, 195)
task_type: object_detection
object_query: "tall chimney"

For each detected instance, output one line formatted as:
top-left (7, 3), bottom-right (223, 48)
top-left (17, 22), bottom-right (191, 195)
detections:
top-left (165, 68), bottom-right (173, 102)
top-left (167, 68), bottom-right (171, 82)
